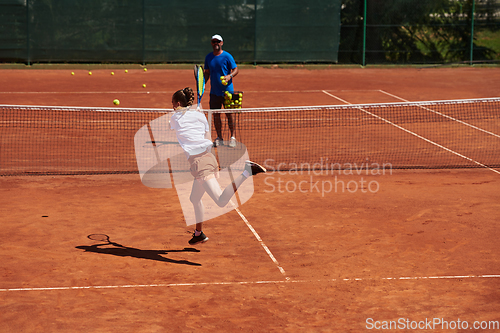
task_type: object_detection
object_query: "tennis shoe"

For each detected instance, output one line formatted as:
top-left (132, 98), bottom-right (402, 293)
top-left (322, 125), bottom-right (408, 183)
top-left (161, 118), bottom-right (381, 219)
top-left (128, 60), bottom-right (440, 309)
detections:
top-left (188, 231), bottom-right (209, 245)
top-left (245, 161), bottom-right (266, 176)
top-left (229, 137), bottom-right (237, 148)
top-left (213, 137), bottom-right (223, 147)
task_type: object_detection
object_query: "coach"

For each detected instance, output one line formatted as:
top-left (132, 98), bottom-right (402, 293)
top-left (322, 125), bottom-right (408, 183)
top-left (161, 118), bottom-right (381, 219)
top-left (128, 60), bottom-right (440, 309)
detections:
top-left (204, 34), bottom-right (239, 148)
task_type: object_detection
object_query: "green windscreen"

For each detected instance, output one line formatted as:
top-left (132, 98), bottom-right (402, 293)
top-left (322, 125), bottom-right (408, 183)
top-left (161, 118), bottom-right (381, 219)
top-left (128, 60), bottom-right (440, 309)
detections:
top-left (0, 0), bottom-right (341, 64)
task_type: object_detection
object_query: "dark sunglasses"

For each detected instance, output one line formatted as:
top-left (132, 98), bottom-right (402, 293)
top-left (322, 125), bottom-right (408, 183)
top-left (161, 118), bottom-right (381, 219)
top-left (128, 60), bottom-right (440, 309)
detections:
top-left (211, 40), bottom-right (222, 44)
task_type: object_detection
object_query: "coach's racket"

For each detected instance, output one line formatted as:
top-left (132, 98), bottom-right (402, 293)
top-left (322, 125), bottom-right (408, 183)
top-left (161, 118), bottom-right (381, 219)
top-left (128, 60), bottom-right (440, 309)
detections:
top-left (194, 65), bottom-right (205, 106)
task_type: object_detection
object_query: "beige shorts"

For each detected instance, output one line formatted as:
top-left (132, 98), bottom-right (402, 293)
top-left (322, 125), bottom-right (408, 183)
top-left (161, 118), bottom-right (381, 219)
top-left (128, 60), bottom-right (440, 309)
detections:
top-left (188, 151), bottom-right (219, 181)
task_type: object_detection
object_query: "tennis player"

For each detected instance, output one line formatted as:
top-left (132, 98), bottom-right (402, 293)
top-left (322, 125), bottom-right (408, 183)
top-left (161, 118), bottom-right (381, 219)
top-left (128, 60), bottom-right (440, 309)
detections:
top-left (204, 34), bottom-right (239, 148)
top-left (170, 87), bottom-right (266, 245)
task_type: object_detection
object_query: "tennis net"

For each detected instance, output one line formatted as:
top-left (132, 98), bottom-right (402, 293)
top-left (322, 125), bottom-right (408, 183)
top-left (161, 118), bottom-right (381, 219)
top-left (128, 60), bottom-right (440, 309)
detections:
top-left (1, 98), bottom-right (499, 176)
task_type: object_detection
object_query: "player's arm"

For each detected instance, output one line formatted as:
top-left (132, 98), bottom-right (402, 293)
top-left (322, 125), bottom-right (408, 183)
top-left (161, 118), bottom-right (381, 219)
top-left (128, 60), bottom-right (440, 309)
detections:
top-left (204, 67), bottom-right (210, 83)
top-left (201, 115), bottom-right (212, 141)
top-left (223, 67), bottom-right (238, 82)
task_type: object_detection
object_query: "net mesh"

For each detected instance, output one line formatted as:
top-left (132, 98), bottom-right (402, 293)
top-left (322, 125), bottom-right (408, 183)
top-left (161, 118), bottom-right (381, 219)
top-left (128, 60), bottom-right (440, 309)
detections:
top-left (1, 98), bottom-right (499, 176)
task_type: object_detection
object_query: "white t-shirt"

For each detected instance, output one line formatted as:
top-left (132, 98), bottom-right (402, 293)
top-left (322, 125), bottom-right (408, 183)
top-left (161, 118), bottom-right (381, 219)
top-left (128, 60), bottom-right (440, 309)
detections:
top-left (170, 108), bottom-right (212, 158)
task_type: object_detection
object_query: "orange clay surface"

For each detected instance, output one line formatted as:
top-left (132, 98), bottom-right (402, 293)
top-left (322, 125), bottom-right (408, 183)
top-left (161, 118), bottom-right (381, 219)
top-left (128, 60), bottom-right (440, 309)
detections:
top-left (1, 66), bottom-right (500, 332)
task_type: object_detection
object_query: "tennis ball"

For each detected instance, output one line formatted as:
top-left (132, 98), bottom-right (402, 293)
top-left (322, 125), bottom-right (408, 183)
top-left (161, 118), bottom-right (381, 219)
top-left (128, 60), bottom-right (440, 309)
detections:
top-left (142, 84), bottom-right (146, 88)
top-left (88, 71), bottom-right (92, 75)
top-left (111, 72), bottom-right (114, 75)
top-left (71, 72), bottom-right (74, 76)
top-left (144, 68), bottom-right (147, 72)
top-left (125, 70), bottom-right (128, 73)
top-left (113, 99), bottom-right (120, 105)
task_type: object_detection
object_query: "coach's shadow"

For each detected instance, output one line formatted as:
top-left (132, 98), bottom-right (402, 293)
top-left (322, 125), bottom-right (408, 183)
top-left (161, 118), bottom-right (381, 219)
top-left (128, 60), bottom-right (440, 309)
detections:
top-left (76, 238), bottom-right (201, 266)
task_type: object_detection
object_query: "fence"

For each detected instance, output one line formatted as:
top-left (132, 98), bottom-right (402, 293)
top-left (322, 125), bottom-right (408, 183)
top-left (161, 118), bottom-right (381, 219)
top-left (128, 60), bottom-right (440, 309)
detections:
top-left (0, 0), bottom-right (499, 65)
top-left (0, 0), bottom-right (341, 64)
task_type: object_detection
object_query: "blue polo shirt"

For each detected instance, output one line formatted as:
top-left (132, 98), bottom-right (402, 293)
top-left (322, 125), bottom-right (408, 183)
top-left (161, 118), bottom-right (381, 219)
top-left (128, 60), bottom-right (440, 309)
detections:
top-left (205, 51), bottom-right (237, 97)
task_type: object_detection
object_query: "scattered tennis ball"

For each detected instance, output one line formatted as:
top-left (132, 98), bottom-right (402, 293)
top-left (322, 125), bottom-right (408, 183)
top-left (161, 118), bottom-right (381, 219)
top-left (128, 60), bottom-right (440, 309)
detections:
top-left (111, 72), bottom-right (114, 75)
top-left (113, 99), bottom-right (120, 105)
top-left (71, 72), bottom-right (74, 76)
top-left (144, 68), bottom-right (147, 72)
top-left (142, 84), bottom-right (146, 88)
top-left (125, 70), bottom-right (128, 73)
top-left (88, 71), bottom-right (92, 75)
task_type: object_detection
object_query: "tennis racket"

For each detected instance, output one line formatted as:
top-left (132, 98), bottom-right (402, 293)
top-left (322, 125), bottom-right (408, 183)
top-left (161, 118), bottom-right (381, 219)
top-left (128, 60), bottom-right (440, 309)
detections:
top-left (194, 65), bottom-right (205, 106)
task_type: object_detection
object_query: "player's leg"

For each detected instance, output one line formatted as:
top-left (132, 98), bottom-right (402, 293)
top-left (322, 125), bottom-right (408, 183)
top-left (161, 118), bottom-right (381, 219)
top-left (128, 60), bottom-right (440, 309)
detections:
top-left (190, 179), bottom-right (206, 223)
top-left (213, 114), bottom-right (223, 143)
top-left (202, 161), bottom-right (267, 208)
top-left (226, 113), bottom-right (235, 137)
top-left (226, 113), bottom-right (237, 147)
top-left (188, 180), bottom-right (209, 245)
top-left (210, 94), bottom-right (224, 146)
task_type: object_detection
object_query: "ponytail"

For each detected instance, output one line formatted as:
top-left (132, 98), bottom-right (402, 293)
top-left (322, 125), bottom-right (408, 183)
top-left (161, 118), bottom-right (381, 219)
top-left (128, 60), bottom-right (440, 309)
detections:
top-left (172, 87), bottom-right (195, 108)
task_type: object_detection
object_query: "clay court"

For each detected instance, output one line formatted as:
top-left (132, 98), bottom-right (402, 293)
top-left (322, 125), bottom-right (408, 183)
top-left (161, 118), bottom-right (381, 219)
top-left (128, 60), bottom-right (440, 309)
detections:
top-left (1, 66), bottom-right (500, 332)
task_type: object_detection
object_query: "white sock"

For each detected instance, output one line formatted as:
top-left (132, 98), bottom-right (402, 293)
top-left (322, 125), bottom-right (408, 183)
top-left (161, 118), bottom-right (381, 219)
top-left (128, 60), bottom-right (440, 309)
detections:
top-left (194, 230), bottom-right (202, 236)
top-left (242, 170), bottom-right (250, 178)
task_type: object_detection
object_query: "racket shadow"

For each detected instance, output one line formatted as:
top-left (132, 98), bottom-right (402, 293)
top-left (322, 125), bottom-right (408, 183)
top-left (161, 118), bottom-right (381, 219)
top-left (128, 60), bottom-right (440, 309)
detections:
top-left (76, 235), bottom-right (201, 266)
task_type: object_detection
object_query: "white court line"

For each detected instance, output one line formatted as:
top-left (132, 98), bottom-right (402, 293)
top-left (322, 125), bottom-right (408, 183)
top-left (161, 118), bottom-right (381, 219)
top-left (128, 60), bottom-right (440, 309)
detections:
top-left (322, 90), bottom-right (351, 104)
top-left (235, 208), bottom-right (289, 280)
top-left (1, 274), bottom-right (498, 292)
top-left (322, 91), bottom-right (500, 175)
top-left (379, 90), bottom-right (500, 139)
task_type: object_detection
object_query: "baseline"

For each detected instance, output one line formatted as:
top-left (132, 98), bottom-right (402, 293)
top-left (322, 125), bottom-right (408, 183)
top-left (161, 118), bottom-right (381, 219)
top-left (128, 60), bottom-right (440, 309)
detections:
top-left (2, 274), bottom-right (499, 293)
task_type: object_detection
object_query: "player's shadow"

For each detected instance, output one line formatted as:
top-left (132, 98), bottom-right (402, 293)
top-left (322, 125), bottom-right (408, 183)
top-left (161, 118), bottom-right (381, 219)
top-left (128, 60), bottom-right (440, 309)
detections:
top-left (76, 238), bottom-right (201, 266)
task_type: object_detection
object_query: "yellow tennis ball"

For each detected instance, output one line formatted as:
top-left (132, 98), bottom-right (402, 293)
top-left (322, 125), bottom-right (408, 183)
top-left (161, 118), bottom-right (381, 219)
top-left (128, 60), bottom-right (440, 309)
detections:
top-left (144, 68), bottom-right (147, 72)
top-left (125, 70), bottom-right (128, 73)
top-left (142, 84), bottom-right (146, 88)
top-left (111, 72), bottom-right (114, 75)
top-left (88, 71), bottom-right (92, 75)
top-left (113, 99), bottom-right (120, 105)
top-left (71, 72), bottom-right (74, 76)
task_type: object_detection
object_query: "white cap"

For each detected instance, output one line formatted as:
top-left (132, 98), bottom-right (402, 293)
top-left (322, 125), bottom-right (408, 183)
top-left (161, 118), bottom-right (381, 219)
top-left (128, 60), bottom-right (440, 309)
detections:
top-left (211, 34), bottom-right (223, 42)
